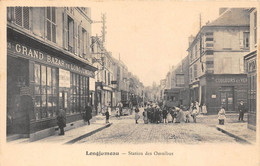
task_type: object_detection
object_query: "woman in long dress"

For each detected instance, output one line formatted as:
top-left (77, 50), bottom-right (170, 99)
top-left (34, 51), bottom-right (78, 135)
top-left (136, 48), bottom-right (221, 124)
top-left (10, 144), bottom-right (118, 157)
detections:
top-left (135, 107), bottom-right (140, 124)
top-left (143, 109), bottom-right (148, 124)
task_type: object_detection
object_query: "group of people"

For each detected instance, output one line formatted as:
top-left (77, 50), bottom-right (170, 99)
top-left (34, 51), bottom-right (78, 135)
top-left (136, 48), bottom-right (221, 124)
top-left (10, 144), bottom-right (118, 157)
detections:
top-left (138, 101), bottom-right (203, 125)
top-left (56, 100), bottom-right (248, 135)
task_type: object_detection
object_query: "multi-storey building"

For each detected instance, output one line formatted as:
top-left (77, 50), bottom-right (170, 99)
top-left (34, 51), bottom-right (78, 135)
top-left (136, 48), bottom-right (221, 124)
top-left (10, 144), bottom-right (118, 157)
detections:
top-left (164, 56), bottom-right (190, 107)
top-left (187, 8), bottom-right (250, 114)
top-left (91, 36), bottom-right (114, 114)
top-left (244, 8), bottom-right (257, 130)
top-left (7, 7), bottom-right (97, 140)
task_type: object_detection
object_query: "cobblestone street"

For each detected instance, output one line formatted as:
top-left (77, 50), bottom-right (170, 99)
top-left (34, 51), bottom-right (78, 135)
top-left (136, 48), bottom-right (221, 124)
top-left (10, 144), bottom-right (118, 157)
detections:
top-left (78, 108), bottom-right (238, 144)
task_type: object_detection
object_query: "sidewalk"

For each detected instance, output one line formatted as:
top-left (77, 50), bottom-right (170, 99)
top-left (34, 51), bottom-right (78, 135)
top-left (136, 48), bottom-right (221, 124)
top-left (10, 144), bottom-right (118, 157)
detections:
top-left (216, 122), bottom-right (256, 144)
top-left (34, 120), bottom-right (112, 144)
top-left (197, 113), bottom-right (256, 144)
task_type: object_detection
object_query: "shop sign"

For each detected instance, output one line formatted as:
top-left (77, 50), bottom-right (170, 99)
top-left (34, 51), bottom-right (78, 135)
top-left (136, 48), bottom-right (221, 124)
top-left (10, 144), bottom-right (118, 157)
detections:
top-left (7, 42), bottom-right (95, 78)
top-left (59, 69), bottom-right (70, 88)
top-left (215, 78), bottom-right (247, 84)
top-left (20, 86), bottom-right (32, 96)
top-left (211, 94), bottom-right (216, 98)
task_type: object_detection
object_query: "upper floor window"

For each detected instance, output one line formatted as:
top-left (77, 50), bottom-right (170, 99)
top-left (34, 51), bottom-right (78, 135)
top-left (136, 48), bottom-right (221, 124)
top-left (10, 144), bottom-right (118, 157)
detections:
top-left (176, 74), bottom-right (184, 86)
top-left (194, 64), bottom-right (198, 79)
top-left (195, 45), bottom-right (198, 58)
top-left (189, 67), bottom-right (193, 82)
top-left (46, 7), bottom-right (56, 43)
top-left (254, 12), bottom-right (257, 45)
top-left (190, 49), bottom-right (193, 61)
top-left (14, 7), bottom-right (30, 30)
top-left (243, 32), bottom-right (249, 49)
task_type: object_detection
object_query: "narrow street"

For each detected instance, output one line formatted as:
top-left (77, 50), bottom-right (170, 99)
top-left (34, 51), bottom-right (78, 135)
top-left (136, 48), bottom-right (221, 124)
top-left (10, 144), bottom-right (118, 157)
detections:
top-left (77, 108), bottom-right (237, 144)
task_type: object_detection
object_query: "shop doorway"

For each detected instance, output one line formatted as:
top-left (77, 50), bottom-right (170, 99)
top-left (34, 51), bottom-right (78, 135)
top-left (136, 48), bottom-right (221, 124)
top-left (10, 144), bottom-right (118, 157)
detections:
top-left (7, 56), bottom-right (30, 135)
top-left (220, 86), bottom-right (234, 112)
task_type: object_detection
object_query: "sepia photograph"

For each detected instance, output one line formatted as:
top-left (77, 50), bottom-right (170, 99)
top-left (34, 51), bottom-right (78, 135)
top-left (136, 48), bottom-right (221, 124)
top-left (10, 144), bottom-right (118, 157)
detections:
top-left (0, 1), bottom-right (259, 166)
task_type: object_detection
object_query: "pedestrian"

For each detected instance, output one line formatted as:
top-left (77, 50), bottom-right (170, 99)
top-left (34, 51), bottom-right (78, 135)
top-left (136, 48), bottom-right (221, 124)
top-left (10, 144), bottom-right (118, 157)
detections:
top-left (135, 106), bottom-right (140, 124)
top-left (155, 105), bottom-right (161, 124)
top-left (118, 101), bottom-right (123, 116)
top-left (143, 108), bottom-right (148, 124)
top-left (218, 106), bottom-right (226, 125)
top-left (201, 103), bottom-right (207, 115)
top-left (195, 101), bottom-right (200, 114)
top-left (84, 103), bottom-right (92, 125)
top-left (162, 106), bottom-right (168, 123)
top-left (191, 105), bottom-right (198, 123)
top-left (175, 107), bottom-right (182, 123)
top-left (57, 108), bottom-right (66, 135)
top-left (108, 103), bottom-right (112, 116)
top-left (238, 101), bottom-right (246, 122)
top-left (171, 107), bottom-right (177, 122)
top-left (105, 109), bottom-right (110, 124)
top-left (167, 109), bottom-right (173, 123)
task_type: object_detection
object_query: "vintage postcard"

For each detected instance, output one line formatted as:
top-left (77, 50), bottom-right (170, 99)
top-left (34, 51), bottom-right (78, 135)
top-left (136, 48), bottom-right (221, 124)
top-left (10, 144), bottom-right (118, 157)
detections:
top-left (0, 0), bottom-right (259, 166)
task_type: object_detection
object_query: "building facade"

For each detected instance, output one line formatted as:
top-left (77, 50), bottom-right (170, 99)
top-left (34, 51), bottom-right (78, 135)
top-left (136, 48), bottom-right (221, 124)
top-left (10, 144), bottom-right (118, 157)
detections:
top-left (91, 36), bottom-right (114, 114)
top-left (7, 7), bottom-right (97, 140)
top-left (163, 56), bottom-right (190, 108)
top-left (188, 8), bottom-right (250, 114)
top-left (244, 8), bottom-right (257, 130)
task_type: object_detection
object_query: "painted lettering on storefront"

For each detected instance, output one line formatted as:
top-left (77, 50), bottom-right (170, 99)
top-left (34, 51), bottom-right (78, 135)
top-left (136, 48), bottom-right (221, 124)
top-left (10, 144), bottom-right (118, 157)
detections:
top-left (215, 78), bottom-right (247, 84)
top-left (15, 44), bottom-right (44, 60)
top-left (47, 55), bottom-right (65, 67)
top-left (8, 41), bottom-right (95, 77)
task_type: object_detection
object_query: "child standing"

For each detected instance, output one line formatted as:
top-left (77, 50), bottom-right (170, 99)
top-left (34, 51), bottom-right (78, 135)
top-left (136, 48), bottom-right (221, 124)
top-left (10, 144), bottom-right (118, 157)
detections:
top-left (105, 109), bottom-right (110, 124)
top-left (218, 106), bottom-right (226, 125)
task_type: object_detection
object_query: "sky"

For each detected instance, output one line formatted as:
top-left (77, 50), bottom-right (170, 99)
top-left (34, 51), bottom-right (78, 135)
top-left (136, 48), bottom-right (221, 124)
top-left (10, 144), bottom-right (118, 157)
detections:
top-left (89, 2), bottom-right (248, 87)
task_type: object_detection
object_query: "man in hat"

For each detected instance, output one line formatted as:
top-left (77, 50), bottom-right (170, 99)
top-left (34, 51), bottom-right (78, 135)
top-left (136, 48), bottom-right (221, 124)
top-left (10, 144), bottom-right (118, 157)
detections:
top-left (238, 101), bottom-right (246, 122)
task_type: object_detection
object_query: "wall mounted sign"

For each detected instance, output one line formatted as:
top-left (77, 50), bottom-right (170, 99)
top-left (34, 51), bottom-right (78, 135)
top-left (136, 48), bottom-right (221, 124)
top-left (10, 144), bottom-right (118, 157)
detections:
top-left (211, 94), bottom-right (216, 98)
top-left (215, 78), bottom-right (247, 84)
top-left (59, 69), bottom-right (71, 88)
top-left (7, 41), bottom-right (95, 78)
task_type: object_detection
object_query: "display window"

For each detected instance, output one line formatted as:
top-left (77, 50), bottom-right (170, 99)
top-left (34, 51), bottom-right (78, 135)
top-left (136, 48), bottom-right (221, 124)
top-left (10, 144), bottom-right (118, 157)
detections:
top-left (70, 72), bottom-right (89, 114)
top-left (34, 63), bottom-right (58, 120)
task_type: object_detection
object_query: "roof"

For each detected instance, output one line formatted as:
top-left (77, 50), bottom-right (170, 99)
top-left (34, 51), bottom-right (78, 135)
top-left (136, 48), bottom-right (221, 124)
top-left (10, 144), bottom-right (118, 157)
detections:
top-left (187, 8), bottom-right (250, 50)
top-left (207, 8), bottom-right (250, 27)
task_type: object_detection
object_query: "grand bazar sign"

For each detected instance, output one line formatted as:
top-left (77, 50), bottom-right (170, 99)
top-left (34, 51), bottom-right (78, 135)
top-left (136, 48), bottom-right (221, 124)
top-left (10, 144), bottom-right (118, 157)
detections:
top-left (7, 42), bottom-right (95, 78)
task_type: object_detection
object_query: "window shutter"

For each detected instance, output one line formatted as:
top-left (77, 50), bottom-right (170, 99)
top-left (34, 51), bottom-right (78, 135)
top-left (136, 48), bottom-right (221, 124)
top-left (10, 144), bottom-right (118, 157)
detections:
top-left (74, 22), bottom-right (78, 55)
top-left (78, 26), bottom-right (82, 57)
top-left (7, 7), bottom-right (13, 22)
top-left (68, 19), bottom-right (74, 48)
top-left (239, 31), bottom-right (244, 48)
top-left (84, 31), bottom-right (87, 55)
top-left (63, 10), bottom-right (68, 50)
top-left (15, 7), bottom-right (22, 26)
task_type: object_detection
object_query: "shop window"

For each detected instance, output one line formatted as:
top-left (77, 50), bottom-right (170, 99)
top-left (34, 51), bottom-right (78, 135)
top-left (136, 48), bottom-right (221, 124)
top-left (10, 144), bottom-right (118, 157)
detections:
top-left (14, 7), bottom-right (30, 30)
top-left (70, 73), bottom-right (89, 114)
top-left (46, 7), bottom-right (56, 43)
top-left (34, 63), bottom-right (58, 120)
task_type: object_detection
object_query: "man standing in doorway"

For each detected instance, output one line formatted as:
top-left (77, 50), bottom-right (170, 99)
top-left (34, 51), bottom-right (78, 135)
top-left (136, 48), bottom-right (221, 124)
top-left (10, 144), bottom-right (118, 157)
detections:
top-left (238, 101), bottom-right (246, 122)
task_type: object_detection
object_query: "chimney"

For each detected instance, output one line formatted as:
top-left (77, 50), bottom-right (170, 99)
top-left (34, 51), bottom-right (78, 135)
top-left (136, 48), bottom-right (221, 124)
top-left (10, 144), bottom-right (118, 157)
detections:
top-left (219, 8), bottom-right (228, 15)
top-left (188, 35), bottom-right (195, 46)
